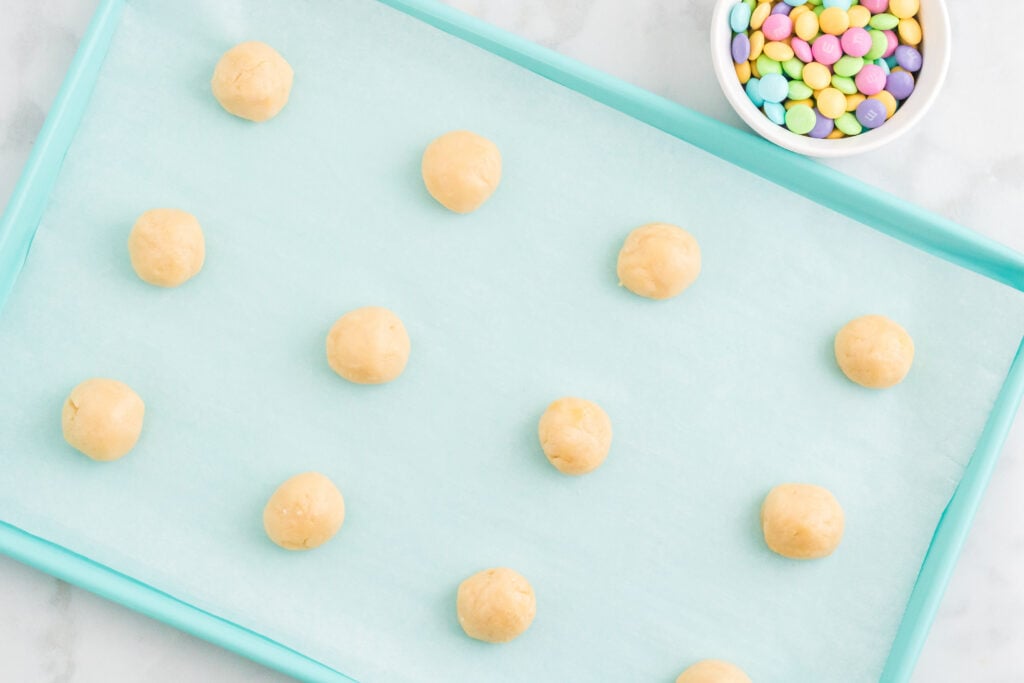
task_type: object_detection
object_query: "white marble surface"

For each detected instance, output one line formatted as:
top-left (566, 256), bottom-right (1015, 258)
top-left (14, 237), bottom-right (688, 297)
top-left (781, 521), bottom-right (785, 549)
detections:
top-left (0, 0), bottom-right (1021, 680)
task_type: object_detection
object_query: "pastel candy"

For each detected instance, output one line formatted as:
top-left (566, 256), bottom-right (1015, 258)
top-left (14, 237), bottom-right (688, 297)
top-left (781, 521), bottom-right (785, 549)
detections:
top-left (811, 34), bottom-right (842, 65)
top-left (732, 32), bottom-right (751, 62)
top-left (885, 69), bottom-right (915, 99)
top-left (771, 2), bottom-right (793, 14)
top-left (882, 29), bottom-right (898, 57)
top-left (784, 103), bottom-right (817, 134)
top-left (808, 108), bottom-right (836, 138)
top-left (894, 44), bottom-right (922, 72)
top-left (840, 27), bottom-right (872, 57)
top-left (822, 0), bottom-right (852, 9)
top-left (762, 14), bottom-right (794, 40)
top-left (855, 97), bottom-right (887, 128)
top-left (764, 101), bottom-right (787, 124)
top-left (791, 36), bottom-right (814, 62)
top-left (860, 0), bottom-right (889, 12)
top-left (730, 2), bottom-right (752, 32)
top-left (746, 77), bottom-right (764, 107)
top-left (759, 72), bottom-right (789, 103)
top-left (854, 63), bottom-right (887, 95)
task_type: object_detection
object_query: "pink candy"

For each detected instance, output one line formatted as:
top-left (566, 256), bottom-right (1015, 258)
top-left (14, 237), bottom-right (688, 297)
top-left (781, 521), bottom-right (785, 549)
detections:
top-left (811, 34), bottom-right (841, 66)
top-left (854, 64), bottom-right (887, 95)
top-left (791, 37), bottom-right (813, 63)
top-left (882, 29), bottom-right (898, 58)
top-left (860, 0), bottom-right (889, 12)
top-left (761, 14), bottom-right (793, 41)
top-left (840, 27), bottom-right (872, 58)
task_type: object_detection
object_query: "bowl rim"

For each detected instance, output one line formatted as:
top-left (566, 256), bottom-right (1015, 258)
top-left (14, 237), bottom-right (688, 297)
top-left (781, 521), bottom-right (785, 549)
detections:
top-left (710, 0), bottom-right (951, 158)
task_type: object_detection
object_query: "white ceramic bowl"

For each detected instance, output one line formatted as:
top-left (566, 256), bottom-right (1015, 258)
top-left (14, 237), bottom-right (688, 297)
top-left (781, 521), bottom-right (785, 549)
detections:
top-left (710, 0), bottom-right (950, 157)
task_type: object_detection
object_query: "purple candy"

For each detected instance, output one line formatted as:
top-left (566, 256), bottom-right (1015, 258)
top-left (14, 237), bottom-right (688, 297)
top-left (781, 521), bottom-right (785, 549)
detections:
top-left (808, 109), bottom-right (835, 139)
top-left (856, 98), bottom-right (888, 129)
top-left (791, 37), bottom-right (813, 63)
top-left (771, 3), bottom-right (792, 14)
top-left (732, 32), bottom-right (750, 63)
top-left (855, 64), bottom-right (887, 95)
top-left (886, 70), bottom-right (915, 99)
top-left (894, 45), bottom-right (923, 72)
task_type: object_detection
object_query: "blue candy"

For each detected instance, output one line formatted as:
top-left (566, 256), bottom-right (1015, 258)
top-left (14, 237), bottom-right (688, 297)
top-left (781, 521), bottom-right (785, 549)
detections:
top-left (745, 77), bottom-right (764, 107)
top-left (758, 73), bottom-right (788, 104)
top-left (729, 2), bottom-right (752, 32)
top-left (823, 0), bottom-right (853, 9)
top-left (763, 101), bottom-right (786, 125)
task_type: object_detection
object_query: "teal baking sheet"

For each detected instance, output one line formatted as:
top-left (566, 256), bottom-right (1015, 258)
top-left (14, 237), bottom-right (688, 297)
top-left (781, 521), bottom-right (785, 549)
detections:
top-left (2, 1), bottom-right (1024, 682)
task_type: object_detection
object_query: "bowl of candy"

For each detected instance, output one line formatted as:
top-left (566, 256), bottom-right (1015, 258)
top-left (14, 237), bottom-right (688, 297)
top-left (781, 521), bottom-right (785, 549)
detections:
top-left (711, 0), bottom-right (950, 157)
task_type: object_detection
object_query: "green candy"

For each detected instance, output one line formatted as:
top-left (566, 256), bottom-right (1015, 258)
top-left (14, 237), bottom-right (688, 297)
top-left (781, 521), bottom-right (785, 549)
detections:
top-left (782, 57), bottom-right (804, 80)
top-left (870, 13), bottom-right (899, 30)
top-left (742, 0), bottom-right (756, 10)
top-left (831, 74), bottom-right (858, 94)
top-left (756, 54), bottom-right (782, 76)
top-left (864, 30), bottom-right (888, 60)
top-left (788, 80), bottom-right (813, 100)
top-left (785, 104), bottom-right (816, 135)
top-left (808, 0), bottom-right (823, 4)
top-left (834, 55), bottom-right (865, 77)
top-left (836, 112), bottom-right (863, 136)
top-left (814, 4), bottom-right (825, 15)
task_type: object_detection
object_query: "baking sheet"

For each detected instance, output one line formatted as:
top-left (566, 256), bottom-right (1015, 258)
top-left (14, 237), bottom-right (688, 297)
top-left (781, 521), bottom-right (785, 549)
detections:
top-left (1, 0), bottom-right (1023, 681)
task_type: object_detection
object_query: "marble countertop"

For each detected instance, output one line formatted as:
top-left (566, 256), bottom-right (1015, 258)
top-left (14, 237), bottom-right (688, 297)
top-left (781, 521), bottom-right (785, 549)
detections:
top-left (1, 1), bottom-right (1021, 681)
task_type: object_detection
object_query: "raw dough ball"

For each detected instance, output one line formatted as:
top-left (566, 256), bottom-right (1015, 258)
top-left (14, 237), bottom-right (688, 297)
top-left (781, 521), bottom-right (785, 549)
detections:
top-left (456, 567), bottom-right (536, 643)
top-left (326, 307), bottom-right (410, 385)
top-left (617, 223), bottom-right (702, 300)
top-left (421, 130), bottom-right (502, 214)
top-left (834, 314), bottom-right (914, 388)
top-left (263, 472), bottom-right (345, 551)
top-left (676, 660), bottom-right (752, 683)
top-left (761, 483), bottom-right (845, 560)
top-left (128, 208), bottom-right (205, 287)
top-left (538, 397), bottom-right (612, 475)
top-left (211, 41), bottom-right (294, 122)
top-left (61, 378), bottom-right (145, 461)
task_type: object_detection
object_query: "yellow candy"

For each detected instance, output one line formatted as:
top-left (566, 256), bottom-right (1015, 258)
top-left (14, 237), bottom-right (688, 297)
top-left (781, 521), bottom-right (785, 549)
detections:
top-left (848, 5), bottom-right (871, 28)
top-left (751, 2), bottom-right (771, 30)
top-left (816, 87), bottom-right (847, 119)
top-left (789, 5), bottom-right (811, 20)
top-left (826, 128), bottom-right (846, 139)
top-left (749, 30), bottom-right (765, 60)
top-left (898, 17), bottom-right (922, 45)
top-left (846, 93), bottom-right (866, 112)
top-left (763, 41), bottom-right (794, 61)
top-left (785, 98), bottom-right (813, 110)
top-left (750, 58), bottom-right (761, 79)
top-left (803, 62), bottom-right (831, 90)
top-left (795, 12), bottom-right (820, 41)
top-left (819, 7), bottom-right (850, 35)
top-left (735, 60), bottom-right (751, 85)
top-left (870, 90), bottom-right (898, 119)
top-left (889, 0), bottom-right (920, 19)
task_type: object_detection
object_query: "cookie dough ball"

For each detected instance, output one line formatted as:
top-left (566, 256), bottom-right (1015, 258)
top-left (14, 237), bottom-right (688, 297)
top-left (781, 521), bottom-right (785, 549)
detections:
top-left (326, 307), bottom-right (410, 385)
top-left (421, 130), bottom-right (502, 214)
top-left (456, 567), bottom-right (536, 643)
top-left (128, 208), bottom-right (205, 287)
top-left (617, 223), bottom-right (701, 300)
top-left (834, 315), bottom-right (914, 388)
top-left (761, 483), bottom-right (845, 560)
top-left (538, 397), bottom-right (612, 475)
top-left (676, 660), bottom-right (752, 683)
top-left (263, 472), bottom-right (345, 551)
top-left (61, 378), bottom-right (145, 461)
top-left (211, 41), bottom-right (294, 122)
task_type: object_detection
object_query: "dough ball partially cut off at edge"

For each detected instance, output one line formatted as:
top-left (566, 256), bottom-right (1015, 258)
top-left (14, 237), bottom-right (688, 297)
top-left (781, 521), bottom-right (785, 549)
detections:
top-left (676, 659), bottom-right (752, 683)
top-left (761, 483), bottom-right (845, 560)
top-left (61, 378), bottom-right (145, 461)
top-left (617, 222), bottom-right (701, 300)
top-left (456, 567), bottom-right (536, 643)
top-left (421, 130), bottom-right (502, 214)
top-left (263, 472), bottom-right (345, 551)
top-left (538, 397), bottom-right (612, 475)
top-left (211, 41), bottom-right (294, 122)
